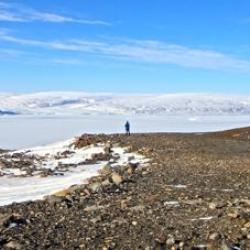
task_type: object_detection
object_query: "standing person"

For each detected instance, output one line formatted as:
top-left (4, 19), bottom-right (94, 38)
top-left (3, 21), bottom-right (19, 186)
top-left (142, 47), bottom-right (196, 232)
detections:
top-left (125, 121), bottom-right (130, 135)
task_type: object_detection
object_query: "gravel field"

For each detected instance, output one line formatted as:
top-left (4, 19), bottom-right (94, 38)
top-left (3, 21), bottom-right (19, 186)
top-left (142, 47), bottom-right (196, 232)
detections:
top-left (0, 128), bottom-right (250, 250)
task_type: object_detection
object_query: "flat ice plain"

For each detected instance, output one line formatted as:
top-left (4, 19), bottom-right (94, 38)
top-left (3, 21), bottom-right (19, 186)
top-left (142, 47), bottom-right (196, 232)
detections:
top-left (0, 115), bottom-right (250, 149)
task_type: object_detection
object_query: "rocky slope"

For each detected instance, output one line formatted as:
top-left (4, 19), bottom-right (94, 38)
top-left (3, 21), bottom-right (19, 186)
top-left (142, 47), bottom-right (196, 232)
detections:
top-left (0, 129), bottom-right (250, 249)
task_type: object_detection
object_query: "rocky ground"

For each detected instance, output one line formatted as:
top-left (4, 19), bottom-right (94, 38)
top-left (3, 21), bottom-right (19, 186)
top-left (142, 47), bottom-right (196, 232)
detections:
top-left (0, 128), bottom-right (250, 250)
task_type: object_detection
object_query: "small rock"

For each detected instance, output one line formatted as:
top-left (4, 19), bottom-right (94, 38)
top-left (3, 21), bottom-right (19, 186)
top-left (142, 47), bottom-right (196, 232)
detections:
top-left (90, 216), bottom-right (101, 224)
top-left (243, 221), bottom-right (250, 228)
top-left (208, 232), bottom-right (220, 241)
top-left (111, 172), bottom-right (123, 185)
top-left (53, 188), bottom-right (71, 197)
top-left (4, 241), bottom-right (22, 250)
top-left (208, 203), bottom-right (217, 210)
top-left (240, 199), bottom-right (250, 206)
top-left (101, 179), bottom-right (111, 187)
top-left (241, 227), bottom-right (248, 237)
top-left (0, 213), bottom-right (10, 226)
top-left (179, 242), bottom-right (184, 249)
top-left (100, 164), bottom-right (112, 174)
top-left (166, 236), bottom-right (175, 246)
top-left (126, 166), bottom-right (134, 175)
top-left (208, 201), bottom-right (225, 210)
top-left (89, 182), bottom-right (101, 193)
top-left (120, 199), bottom-right (129, 209)
top-left (220, 242), bottom-right (230, 250)
top-left (84, 205), bottom-right (103, 212)
top-left (132, 221), bottom-right (137, 226)
top-left (227, 210), bottom-right (240, 219)
top-left (183, 199), bottom-right (203, 206)
top-left (130, 205), bottom-right (145, 212)
top-left (4, 213), bottom-right (27, 228)
top-left (128, 156), bottom-right (135, 161)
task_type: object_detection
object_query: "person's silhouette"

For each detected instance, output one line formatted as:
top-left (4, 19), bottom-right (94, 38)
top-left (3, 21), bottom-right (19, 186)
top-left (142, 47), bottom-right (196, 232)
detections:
top-left (125, 121), bottom-right (130, 135)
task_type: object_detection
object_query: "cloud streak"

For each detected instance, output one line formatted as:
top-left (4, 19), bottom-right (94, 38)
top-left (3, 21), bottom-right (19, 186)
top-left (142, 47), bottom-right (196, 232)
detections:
top-left (0, 2), bottom-right (110, 25)
top-left (0, 30), bottom-right (250, 71)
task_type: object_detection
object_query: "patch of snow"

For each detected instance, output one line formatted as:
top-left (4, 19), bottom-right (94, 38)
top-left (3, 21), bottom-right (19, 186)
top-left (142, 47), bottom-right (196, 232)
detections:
top-left (1, 168), bottom-right (27, 176)
top-left (0, 138), bottom-right (148, 206)
top-left (167, 184), bottom-right (187, 189)
top-left (190, 216), bottom-right (214, 221)
top-left (164, 201), bottom-right (180, 207)
top-left (0, 164), bottom-right (102, 206)
top-left (15, 139), bottom-right (105, 170)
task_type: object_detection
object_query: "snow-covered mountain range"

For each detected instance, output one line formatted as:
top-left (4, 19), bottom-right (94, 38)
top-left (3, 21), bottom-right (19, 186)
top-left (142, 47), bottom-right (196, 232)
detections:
top-left (1, 92), bottom-right (250, 116)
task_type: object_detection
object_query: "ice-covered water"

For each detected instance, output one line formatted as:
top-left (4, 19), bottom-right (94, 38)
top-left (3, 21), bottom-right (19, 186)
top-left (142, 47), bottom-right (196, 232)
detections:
top-left (0, 115), bottom-right (250, 149)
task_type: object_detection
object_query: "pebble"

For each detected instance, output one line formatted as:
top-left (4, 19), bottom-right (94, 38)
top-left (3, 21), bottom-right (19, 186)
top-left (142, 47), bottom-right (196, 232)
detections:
top-left (243, 221), bottom-right (250, 228)
top-left (166, 236), bottom-right (175, 246)
top-left (208, 232), bottom-right (220, 241)
top-left (227, 210), bottom-right (240, 219)
top-left (111, 172), bottom-right (123, 185)
top-left (4, 241), bottom-right (22, 250)
top-left (89, 182), bottom-right (101, 193)
top-left (132, 221), bottom-right (138, 226)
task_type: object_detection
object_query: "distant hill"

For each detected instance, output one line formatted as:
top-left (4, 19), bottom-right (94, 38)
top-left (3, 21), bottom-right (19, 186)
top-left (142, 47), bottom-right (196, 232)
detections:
top-left (0, 110), bottom-right (18, 115)
top-left (0, 92), bottom-right (250, 116)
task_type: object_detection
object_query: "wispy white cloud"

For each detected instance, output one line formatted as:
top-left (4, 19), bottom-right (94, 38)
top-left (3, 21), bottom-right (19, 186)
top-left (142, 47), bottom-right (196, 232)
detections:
top-left (0, 11), bottom-right (24, 22)
top-left (50, 58), bottom-right (83, 65)
top-left (0, 2), bottom-right (110, 25)
top-left (0, 29), bottom-right (250, 71)
top-left (0, 48), bottom-right (24, 57)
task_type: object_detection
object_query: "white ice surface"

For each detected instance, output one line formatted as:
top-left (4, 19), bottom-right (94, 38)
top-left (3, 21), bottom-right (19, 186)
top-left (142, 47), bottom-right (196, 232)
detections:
top-left (0, 115), bottom-right (250, 149)
top-left (0, 164), bottom-right (102, 206)
top-left (0, 139), bottom-right (147, 206)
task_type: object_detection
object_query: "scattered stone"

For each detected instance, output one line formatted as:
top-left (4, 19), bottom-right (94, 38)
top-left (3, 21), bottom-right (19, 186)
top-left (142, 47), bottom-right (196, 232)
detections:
top-left (3, 213), bottom-right (27, 228)
top-left (0, 131), bottom-right (250, 249)
top-left (111, 172), bottom-right (123, 185)
top-left (4, 240), bottom-right (22, 249)
top-left (183, 199), bottom-right (203, 206)
top-left (53, 188), bottom-right (71, 197)
top-left (208, 232), bottom-right (220, 241)
top-left (132, 221), bottom-right (138, 226)
top-left (0, 213), bottom-right (10, 226)
top-left (243, 221), bottom-right (250, 228)
top-left (128, 156), bottom-right (135, 161)
top-left (84, 205), bottom-right (105, 212)
top-left (89, 182), bottom-right (102, 193)
top-left (227, 209), bottom-right (240, 219)
top-left (166, 236), bottom-right (175, 246)
top-left (208, 202), bottom-right (225, 210)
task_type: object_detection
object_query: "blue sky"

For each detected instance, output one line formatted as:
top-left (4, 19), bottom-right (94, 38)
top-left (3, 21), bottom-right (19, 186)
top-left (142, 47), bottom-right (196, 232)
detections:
top-left (0, 0), bottom-right (250, 93)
